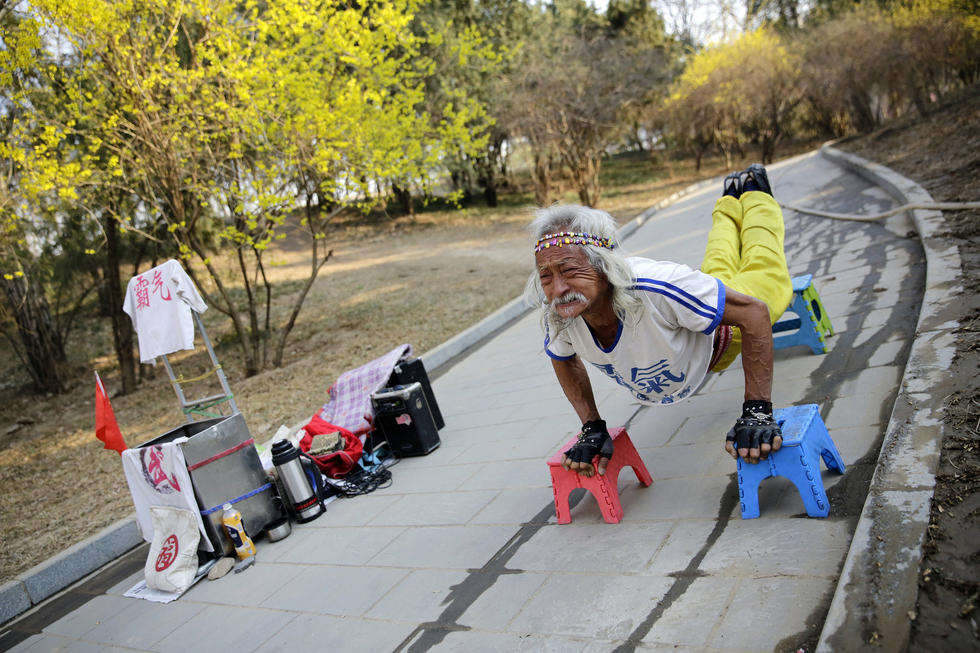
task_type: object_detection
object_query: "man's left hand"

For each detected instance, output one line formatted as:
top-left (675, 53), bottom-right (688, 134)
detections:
top-left (725, 400), bottom-right (782, 463)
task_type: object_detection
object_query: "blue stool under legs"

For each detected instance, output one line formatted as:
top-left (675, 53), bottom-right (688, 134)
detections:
top-left (737, 404), bottom-right (845, 519)
top-left (773, 274), bottom-right (834, 355)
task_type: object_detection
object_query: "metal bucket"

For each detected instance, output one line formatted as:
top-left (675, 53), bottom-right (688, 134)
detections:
top-left (139, 413), bottom-right (281, 556)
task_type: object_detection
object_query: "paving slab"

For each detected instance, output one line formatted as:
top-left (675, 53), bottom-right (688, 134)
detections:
top-left (1, 149), bottom-right (944, 653)
top-left (259, 564), bottom-right (409, 615)
top-left (366, 569), bottom-right (472, 622)
top-left (252, 613), bottom-right (414, 652)
top-left (507, 573), bottom-right (675, 640)
top-left (707, 576), bottom-right (836, 651)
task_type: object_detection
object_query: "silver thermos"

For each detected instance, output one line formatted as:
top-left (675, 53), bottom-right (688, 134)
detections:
top-left (271, 440), bottom-right (325, 523)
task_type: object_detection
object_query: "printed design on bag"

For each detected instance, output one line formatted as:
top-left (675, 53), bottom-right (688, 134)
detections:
top-left (155, 534), bottom-right (179, 571)
top-left (140, 445), bottom-right (182, 494)
top-left (395, 413), bottom-right (412, 426)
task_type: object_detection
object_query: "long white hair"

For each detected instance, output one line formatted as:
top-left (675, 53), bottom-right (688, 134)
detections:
top-left (524, 204), bottom-right (642, 339)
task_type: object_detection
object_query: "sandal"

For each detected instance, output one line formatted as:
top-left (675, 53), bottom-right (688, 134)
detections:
top-left (722, 171), bottom-right (742, 198)
top-left (207, 556), bottom-right (236, 580)
top-left (742, 163), bottom-right (773, 196)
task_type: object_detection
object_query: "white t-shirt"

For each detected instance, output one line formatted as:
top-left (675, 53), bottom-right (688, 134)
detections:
top-left (123, 259), bottom-right (208, 363)
top-left (544, 257), bottom-right (725, 405)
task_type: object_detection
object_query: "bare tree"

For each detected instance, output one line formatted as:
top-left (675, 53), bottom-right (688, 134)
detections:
top-left (655, 0), bottom-right (742, 47)
top-left (799, 11), bottom-right (898, 134)
top-left (506, 32), bottom-right (667, 207)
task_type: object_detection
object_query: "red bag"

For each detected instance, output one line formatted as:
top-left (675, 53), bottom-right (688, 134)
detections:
top-left (300, 414), bottom-right (363, 479)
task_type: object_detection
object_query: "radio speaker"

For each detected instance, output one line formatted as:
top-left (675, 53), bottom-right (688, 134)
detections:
top-left (371, 382), bottom-right (440, 457)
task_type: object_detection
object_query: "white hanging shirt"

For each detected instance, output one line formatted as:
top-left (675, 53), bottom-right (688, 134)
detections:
top-left (544, 257), bottom-right (725, 406)
top-left (123, 259), bottom-right (207, 363)
top-left (121, 442), bottom-right (213, 552)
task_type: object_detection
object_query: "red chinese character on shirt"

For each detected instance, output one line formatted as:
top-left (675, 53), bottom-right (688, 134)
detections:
top-left (151, 269), bottom-right (172, 301)
top-left (135, 276), bottom-right (150, 310)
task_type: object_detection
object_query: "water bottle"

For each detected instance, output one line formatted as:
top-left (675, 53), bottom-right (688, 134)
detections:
top-left (221, 503), bottom-right (256, 560)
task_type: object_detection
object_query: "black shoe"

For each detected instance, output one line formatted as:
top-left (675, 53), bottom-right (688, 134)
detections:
top-left (722, 172), bottom-right (742, 198)
top-left (742, 163), bottom-right (772, 196)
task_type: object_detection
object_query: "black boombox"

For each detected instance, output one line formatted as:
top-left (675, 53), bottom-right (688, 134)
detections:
top-left (370, 358), bottom-right (444, 457)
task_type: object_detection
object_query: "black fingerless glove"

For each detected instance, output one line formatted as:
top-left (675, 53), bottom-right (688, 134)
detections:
top-left (725, 400), bottom-right (782, 451)
top-left (564, 419), bottom-right (614, 465)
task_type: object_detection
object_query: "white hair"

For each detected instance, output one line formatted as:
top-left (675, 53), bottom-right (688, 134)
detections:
top-left (524, 204), bottom-right (643, 339)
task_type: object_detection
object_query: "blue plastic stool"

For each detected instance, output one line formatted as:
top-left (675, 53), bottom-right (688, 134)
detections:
top-left (773, 274), bottom-right (834, 354)
top-left (736, 404), bottom-right (845, 519)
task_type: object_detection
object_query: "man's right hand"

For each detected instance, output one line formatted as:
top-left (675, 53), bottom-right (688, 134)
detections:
top-left (561, 419), bottom-right (614, 477)
top-left (725, 400), bottom-right (782, 463)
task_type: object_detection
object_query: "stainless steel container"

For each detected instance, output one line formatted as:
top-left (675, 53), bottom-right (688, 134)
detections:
top-left (139, 413), bottom-right (281, 556)
top-left (271, 440), bottom-right (325, 523)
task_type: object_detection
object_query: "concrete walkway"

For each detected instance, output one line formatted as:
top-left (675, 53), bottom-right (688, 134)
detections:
top-left (1, 149), bottom-right (950, 652)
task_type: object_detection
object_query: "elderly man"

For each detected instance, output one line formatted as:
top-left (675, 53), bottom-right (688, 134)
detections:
top-left (527, 164), bottom-right (793, 476)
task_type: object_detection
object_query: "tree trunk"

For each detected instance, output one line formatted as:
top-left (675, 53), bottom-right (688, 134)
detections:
top-left (392, 184), bottom-right (413, 216)
top-left (476, 158), bottom-right (498, 208)
top-left (104, 215), bottom-right (137, 394)
top-left (849, 90), bottom-right (878, 132)
top-left (183, 234), bottom-right (260, 377)
top-left (483, 183), bottom-right (498, 208)
top-left (572, 155), bottom-right (601, 208)
top-left (272, 199), bottom-right (342, 368)
top-left (532, 152), bottom-right (553, 207)
top-left (1, 274), bottom-right (66, 394)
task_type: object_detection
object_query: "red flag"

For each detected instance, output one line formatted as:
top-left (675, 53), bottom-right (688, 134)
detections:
top-left (95, 372), bottom-right (126, 454)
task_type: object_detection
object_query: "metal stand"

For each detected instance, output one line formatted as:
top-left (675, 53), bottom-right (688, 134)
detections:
top-left (161, 311), bottom-right (238, 422)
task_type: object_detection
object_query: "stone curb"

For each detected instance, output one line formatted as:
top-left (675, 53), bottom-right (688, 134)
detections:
top-left (421, 294), bottom-right (533, 377)
top-left (816, 146), bottom-right (963, 652)
top-left (0, 517), bottom-right (142, 625)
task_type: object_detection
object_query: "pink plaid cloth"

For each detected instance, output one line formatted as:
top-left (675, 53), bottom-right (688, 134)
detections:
top-left (319, 344), bottom-right (413, 434)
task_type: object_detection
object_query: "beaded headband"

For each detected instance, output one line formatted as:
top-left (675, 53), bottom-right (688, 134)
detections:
top-left (534, 231), bottom-right (614, 253)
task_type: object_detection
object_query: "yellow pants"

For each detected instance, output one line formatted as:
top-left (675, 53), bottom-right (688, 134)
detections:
top-left (701, 191), bottom-right (793, 371)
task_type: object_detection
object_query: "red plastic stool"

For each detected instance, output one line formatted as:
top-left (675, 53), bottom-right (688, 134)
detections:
top-left (547, 427), bottom-right (652, 524)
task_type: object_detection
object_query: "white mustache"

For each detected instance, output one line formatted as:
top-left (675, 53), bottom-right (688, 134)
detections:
top-left (550, 292), bottom-right (587, 311)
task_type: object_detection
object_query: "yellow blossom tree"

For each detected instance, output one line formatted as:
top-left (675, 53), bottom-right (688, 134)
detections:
top-left (2, 0), bottom-right (497, 377)
top-left (664, 27), bottom-right (801, 167)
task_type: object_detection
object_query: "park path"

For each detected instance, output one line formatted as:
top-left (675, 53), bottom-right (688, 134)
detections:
top-left (3, 151), bottom-right (926, 652)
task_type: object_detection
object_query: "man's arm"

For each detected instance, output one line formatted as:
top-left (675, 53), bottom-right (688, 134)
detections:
top-left (719, 287), bottom-right (782, 463)
top-left (720, 288), bottom-right (774, 403)
top-left (551, 356), bottom-right (612, 477)
top-left (552, 356), bottom-right (600, 423)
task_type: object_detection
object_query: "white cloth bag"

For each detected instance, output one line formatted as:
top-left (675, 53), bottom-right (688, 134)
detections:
top-left (144, 506), bottom-right (200, 594)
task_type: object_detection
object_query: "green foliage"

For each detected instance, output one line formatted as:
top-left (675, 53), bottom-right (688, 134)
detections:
top-left (606, 0), bottom-right (670, 47)
top-left (410, 0), bottom-right (527, 206)
top-left (1, 0), bottom-right (500, 374)
top-left (1, 0), bottom-right (974, 386)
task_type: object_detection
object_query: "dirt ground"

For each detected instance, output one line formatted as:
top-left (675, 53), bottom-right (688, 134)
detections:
top-left (0, 86), bottom-right (976, 647)
top-left (837, 85), bottom-right (980, 650)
